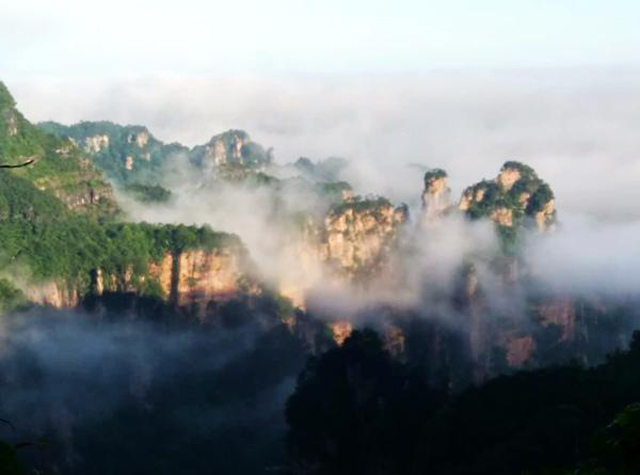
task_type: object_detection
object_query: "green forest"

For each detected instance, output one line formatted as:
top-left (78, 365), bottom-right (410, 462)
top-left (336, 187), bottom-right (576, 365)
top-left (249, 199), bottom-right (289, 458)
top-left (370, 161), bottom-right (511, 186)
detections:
top-left (287, 329), bottom-right (640, 475)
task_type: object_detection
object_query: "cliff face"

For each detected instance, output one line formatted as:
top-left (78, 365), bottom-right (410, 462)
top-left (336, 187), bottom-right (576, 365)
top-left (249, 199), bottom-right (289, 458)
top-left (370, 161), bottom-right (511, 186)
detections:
top-left (320, 198), bottom-right (408, 277)
top-left (38, 120), bottom-right (190, 187)
top-left (276, 196), bottom-right (409, 310)
top-left (163, 249), bottom-right (245, 307)
top-left (201, 132), bottom-right (245, 168)
top-left (94, 247), bottom-right (249, 314)
top-left (26, 246), bottom-right (248, 317)
top-left (421, 169), bottom-right (451, 226)
top-left (191, 129), bottom-right (272, 179)
top-left (23, 281), bottom-right (80, 308)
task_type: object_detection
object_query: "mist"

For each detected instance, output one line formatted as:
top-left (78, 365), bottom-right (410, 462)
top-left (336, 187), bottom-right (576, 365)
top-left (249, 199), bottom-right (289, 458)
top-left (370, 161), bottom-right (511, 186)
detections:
top-left (7, 68), bottom-right (640, 217)
top-left (527, 214), bottom-right (640, 296)
top-left (0, 308), bottom-right (307, 474)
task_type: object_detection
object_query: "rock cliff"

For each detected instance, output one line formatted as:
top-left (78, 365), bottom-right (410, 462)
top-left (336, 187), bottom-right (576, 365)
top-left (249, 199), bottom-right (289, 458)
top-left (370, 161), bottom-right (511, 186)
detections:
top-left (27, 246), bottom-right (251, 319)
top-left (321, 197), bottom-right (408, 277)
top-left (420, 168), bottom-right (451, 226)
top-left (459, 161), bottom-right (556, 231)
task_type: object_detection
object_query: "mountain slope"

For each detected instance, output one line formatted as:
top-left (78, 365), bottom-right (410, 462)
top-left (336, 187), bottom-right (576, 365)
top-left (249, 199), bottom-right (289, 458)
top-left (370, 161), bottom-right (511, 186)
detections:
top-left (0, 82), bottom-right (117, 217)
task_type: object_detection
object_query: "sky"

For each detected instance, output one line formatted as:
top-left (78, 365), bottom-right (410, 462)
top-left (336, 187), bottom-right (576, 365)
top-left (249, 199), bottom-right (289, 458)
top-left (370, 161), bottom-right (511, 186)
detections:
top-left (2, 0), bottom-right (640, 219)
top-left (1, 0), bottom-right (639, 75)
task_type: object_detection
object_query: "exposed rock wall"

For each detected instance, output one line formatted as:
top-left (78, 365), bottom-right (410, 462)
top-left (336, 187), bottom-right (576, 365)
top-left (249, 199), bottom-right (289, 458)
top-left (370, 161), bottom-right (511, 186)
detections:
top-left (84, 135), bottom-right (110, 153)
top-left (458, 161), bottom-right (556, 231)
top-left (173, 249), bottom-right (243, 307)
top-left (421, 169), bottom-right (451, 226)
top-left (27, 248), bottom-right (246, 313)
top-left (24, 281), bottom-right (79, 308)
top-left (320, 200), bottom-right (408, 277)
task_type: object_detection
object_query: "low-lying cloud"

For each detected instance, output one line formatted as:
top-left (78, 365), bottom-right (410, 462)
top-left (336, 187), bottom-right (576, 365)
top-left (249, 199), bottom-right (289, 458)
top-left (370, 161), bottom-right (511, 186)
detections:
top-left (6, 68), bottom-right (640, 216)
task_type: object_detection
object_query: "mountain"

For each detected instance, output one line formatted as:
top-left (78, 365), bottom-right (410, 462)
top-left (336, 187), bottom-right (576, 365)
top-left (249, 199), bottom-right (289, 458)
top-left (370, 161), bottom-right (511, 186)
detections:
top-left (0, 82), bottom-right (117, 217)
top-left (38, 120), bottom-right (189, 186)
top-left (1, 80), bottom-right (639, 475)
top-left (39, 121), bottom-right (274, 187)
top-left (0, 83), bottom-right (268, 321)
top-left (4, 80), bottom-right (638, 378)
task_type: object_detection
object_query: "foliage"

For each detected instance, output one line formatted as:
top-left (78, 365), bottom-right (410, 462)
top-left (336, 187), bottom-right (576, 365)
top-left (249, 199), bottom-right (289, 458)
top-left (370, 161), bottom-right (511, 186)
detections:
top-left (0, 278), bottom-right (27, 313)
top-left (286, 330), bottom-right (442, 475)
top-left (294, 156), bottom-right (348, 182)
top-left (188, 129), bottom-right (271, 172)
top-left (424, 168), bottom-right (447, 183)
top-left (316, 181), bottom-right (352, 204)
top-left (0, 441), bottom-right (23, 475)
top-left (1, 86), bottom-right (117, 219)
top-left (287, 329), bottom-right (640, 475)
top-left (501, 160), bottom-right (536, 176)
top-left (38, 120), bottom-right (188, 187)
top-left (0, 169), bottom-right (67, 221)
top-left (464, 162), bottom-right (554, 223)
top-left (123, 183), bottom-right (172, 203)
top-left (318, 181), bottom-right (352, 196)
top-left (330, 195), bottom-right (392, 217)
top-left (461, 162), bottom-right (556, 251)
top-left (0, 215), bottom-right (240, 293)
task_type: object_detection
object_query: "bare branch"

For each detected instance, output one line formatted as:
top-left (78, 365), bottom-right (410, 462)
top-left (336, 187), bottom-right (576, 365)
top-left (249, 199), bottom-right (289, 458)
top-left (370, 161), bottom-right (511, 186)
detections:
top-left (0, 158), bottom-right (35, 169)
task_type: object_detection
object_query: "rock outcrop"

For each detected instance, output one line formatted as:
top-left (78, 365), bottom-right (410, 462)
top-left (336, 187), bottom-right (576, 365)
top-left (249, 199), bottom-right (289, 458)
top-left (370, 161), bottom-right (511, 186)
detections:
top-left (195, 130), bottom-right (271, 175)
top-left (38, 121), bottom-right (188, 188)
top-left (23, 281), bottom-right (80, 308)
top-left (128, 130), bottom-right (150, 148)
top-left (318, 197), bottom-right (408, 278)
top-left (459, 161), bottom-right (556, 231)
top-left (84, 134), bottom-right (110, 153)
top-left (91, 247), bottom-right (250, 315)
top-left (421, 169), bottom-right (451, 226)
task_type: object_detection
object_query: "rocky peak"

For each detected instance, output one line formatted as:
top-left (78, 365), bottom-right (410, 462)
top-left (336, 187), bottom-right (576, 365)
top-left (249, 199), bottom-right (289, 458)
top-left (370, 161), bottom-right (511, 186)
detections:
top-left (321, 196), bottom-right (408, 277)
top-left (496, 164), bottom-right (523, 191)
top-left (202, 130), bottom-right (252, 169)
top-left (459, 161), bottom-right (556, 231)
top-left (84, 134), bottom-right (110, 153)
top-left (421, 168), bottom-right (451, 226)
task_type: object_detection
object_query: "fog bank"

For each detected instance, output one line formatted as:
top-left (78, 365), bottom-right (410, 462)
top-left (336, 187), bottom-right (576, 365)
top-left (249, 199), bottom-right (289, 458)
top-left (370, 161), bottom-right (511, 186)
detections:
top-left (7, 69), bottom-right (640, 217)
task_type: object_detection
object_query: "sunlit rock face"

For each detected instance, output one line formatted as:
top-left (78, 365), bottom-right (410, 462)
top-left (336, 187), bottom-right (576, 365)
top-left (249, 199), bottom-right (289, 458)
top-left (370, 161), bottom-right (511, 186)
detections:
top-left (23, 281), bottom-right (79, 308)
top-left (497, 167), bottom-right (521, 191)
top-left (420, 169), bottom-right (451, 227)
top-left (84, 135), bottom-right (110, 153)
top-left (276, 195), bottom-right (409, 310)
top-left (330, 321), bottom-right (353, 345)
top-left (320, 197), bottom-right (408, 278)
top-left (101, 248), bottom-right (249, 312)
top-left (24, 245), bottom-right (250, 318)
top-left (196, 130), bottom-right (271, 176)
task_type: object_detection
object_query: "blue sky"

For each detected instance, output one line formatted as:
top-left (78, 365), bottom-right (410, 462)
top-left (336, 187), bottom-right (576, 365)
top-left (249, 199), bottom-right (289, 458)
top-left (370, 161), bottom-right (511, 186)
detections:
top-left (1, 0), bottom-right (639, 77)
